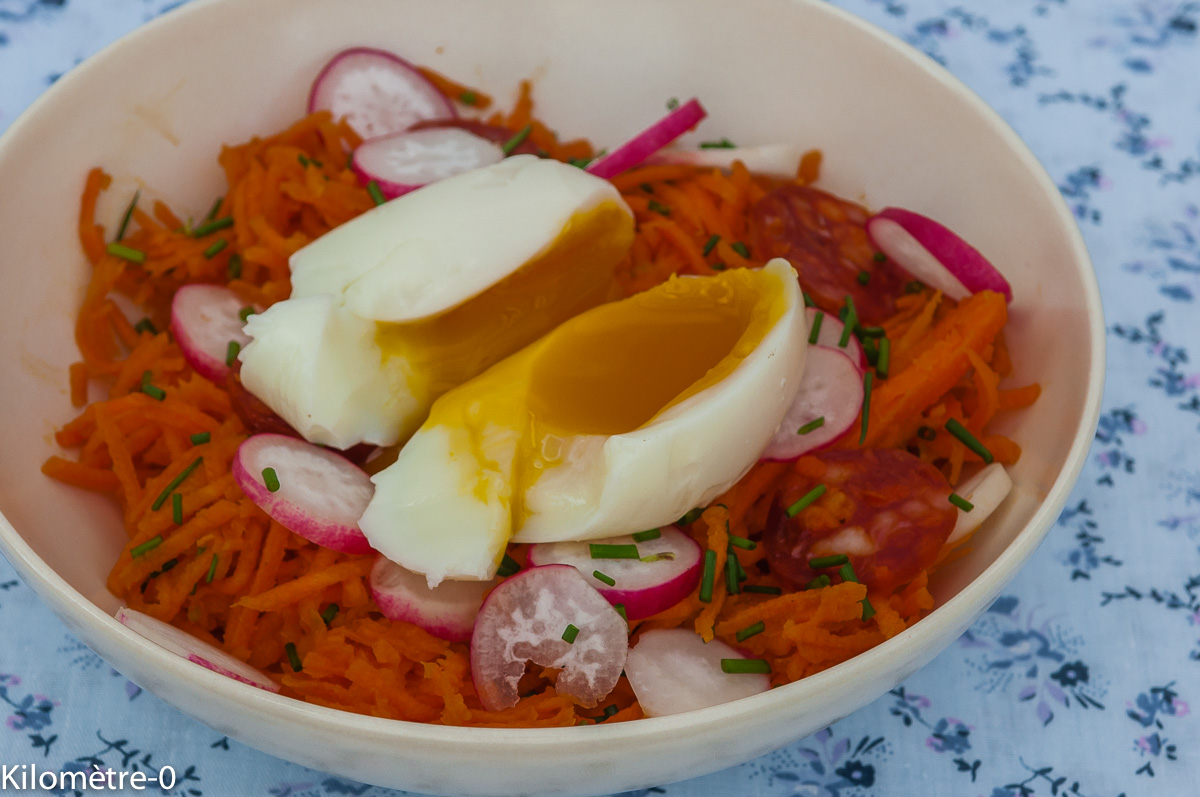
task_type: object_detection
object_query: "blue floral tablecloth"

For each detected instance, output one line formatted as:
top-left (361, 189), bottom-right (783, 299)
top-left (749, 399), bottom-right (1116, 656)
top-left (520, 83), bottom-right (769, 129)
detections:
top-left (2, 1), bottom-right (1199, 795)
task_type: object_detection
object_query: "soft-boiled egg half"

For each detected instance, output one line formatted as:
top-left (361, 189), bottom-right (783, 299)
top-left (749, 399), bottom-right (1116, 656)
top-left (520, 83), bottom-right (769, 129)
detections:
top-left (238, 155), bottom-right (634, 449)
top-left (360, 259), bottom-right (809, 585)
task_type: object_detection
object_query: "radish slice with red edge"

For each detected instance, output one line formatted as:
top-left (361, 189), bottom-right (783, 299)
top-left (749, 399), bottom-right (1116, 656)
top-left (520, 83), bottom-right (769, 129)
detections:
top-left (308, 47), bottom-right (455, 140)
top-left (470, 564), bottom-right (627, 711)
top-left (648, 142), bottom-right (803, 177)
top-left (805, 307), bottom-right (865, 370)
top-left (947, 463), bottom-right (1013, 545)
top-left (369, 555), bottom-right (496, 642)
top-left (170, 284), bottom-right (255, 382)
top-left (527, 526), bottom-right (702, 620)
top-left (116, 607), bottom-right (279, 693)
top-left (352, 127), bottom-right (505, 199)
top-left (232, 433), bottom-right (374, 555)
top-left (761, 345), bottom-right (863, 462)
top-left (866, 208), bottom-right (1013, 303)
top-left (586, 98), bottom-right (707, 180)
top-left (625, 628), bottom-right (769, 716)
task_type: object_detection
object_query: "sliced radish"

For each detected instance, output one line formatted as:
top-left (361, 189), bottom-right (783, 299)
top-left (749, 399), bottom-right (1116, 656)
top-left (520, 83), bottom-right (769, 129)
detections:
top-left (308, 47), bottom-right (455, 140)
top-left (409, 118), bottom-right (541, 156)
top-left (527, 526), bottom-right (702, 620)
top-left (352, 127), bottom-right (505, 199)
top-left (947, 463), bottom-right (1013, 545)
top-left (762, 345), bottom-right (863, 462)
top-left (805, 307), bottom-right (865, 370)
top-left (232, 433), bottom-right (374, 555)
top-left (370, 555), bottom-right (495, 642)
top-left (648, 142), bottom-right (803, 177)
top-left (470, 564), bottom-right (627, 710)
top-left (625, 629), bottom-right (769, 716)
top-left (866, 208), bottom-right (1013, 304)
top-left (170, 284), bottom-right (255, 382)
top-left (586, 98), bottom-right (707, 180)
top-left (116, 607), bottom-right (279, 692)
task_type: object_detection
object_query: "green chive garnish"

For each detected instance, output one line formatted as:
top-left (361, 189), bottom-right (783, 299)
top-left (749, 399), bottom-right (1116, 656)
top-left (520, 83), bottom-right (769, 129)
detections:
top-left (205, 197), bottom-right (223, 221)
top-left (803, 292), bottom-right (815, 308)
top-left (703, 234), bottom-right (721, 256)
top-left (726, 556), bottom-right (741, 595)
top-left (743, 584), bottom-right (783, 595)
top-left (285, 642), bottom-right (303, 672)
top-left (151, 457), bottom-right (203, 510)
top-left (728, 535), bottom-right (756, 551)
top-left (640, 182), bottom-right (654, 194)
top-left (838, 562), bottom-right (875, 620)
top-left (496, 554), bottom-right (521, 578)
top-left (721, 658), bottom-right (770, 674)
top-left (141, 383), bottom-right (166, 401)
top-left (666, 97), bottom-right (680, 110)
top-left (239, 305), bottom-right (256, 322)
top-left (225, 340), bottom-right (241, 367)
top-left (602, 704), bottom-right (619, 718)
top-left (858, 326), bottom-right (886, 338)
top-left (615, 603), bottom-right (627, 620)
top-left (859, 371), bottom-right (874, 445)
top-left (944, 419), bottom-right (994, 464)
top-left (809, 554), bottom-right (849, 569)
top-left (797, 417), bottom-right (825, 435)
top-left (130, 536), bottom-right (163, 558)
top-left (699, 550), bottom-right (717, 602)
top-left (502, 124), bottom-right (533, 155)
top-left (172, 492), bottom-right (183, 525)
top-left (736, 621), bottom-right (765, 642)
top-left (227, 253), bottom-right (243, 280)
top-left (877, 337), bottom-right (891, 379)
top-left (861, 599), bottom-right (877, 620)
top-left (190, 431), bottom-right (210, 446)
top-left (191, 217), bottom-right (233, 238)
top-left (567, 156), bottom-right (593, 169)
top-left (647, 199), bottom-right (671, 216)
top-left (873, 252), bottom-right (887, 263)
top-left (632, 528), bottom-right (661, 543)
top-left (785, 484), bottom-right (826, 518)
top-left (134, 318), bottom-right (157, 335)
top-left (711, 262), bottom-right (726, 271)
top-left (298, 153), bottom-right (311, 168)
top-left (107, 243), bottom-right (146, 264)
top-left (806, 574), bottom-right (832, 590)
top-left (320, 603), bottom-right (340, 625)
top-left (905, 280), bottom-right (924, 294)
top-left (856, 270), bottom-right (870, 285)
top-left (459, 90), bottom-right (478, 105)
top-left (839, 296), bottom-right (857, 348)
top-left (367, 180), bottom-right (386, 206)
top-left (205, 554), bottom-right (218, 584)
top-left (917, 426), bottom-right (937, 442)
top-left (807, 311), bottom-right (824, 345)
top-left (116, 190), bottom-right (141, 241)
top-left (562, 624), bottom-right (580, 644)
top-left (262, 467), bottom-right (280, 493)
top-left (950, 493), bottom-right (975, 512)
top-left (678, 507), bottom-right (704, 525)
top-left (592, 570), bottom-right (616, 587)
top-left (700, 138), bottom-right (736, 149)
top-left (203, 239), bottom-right (228, 259)
top-left (731, 242), bottom-right (750, 258)
top-left (589, 543), bottom-right (640, 560)
top-left (862, 338), bottom-right (879, 368)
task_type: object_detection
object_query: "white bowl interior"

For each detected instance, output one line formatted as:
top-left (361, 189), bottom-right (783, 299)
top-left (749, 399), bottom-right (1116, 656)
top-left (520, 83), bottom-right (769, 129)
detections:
top-left (0, 0), bottom-right (1103, 794)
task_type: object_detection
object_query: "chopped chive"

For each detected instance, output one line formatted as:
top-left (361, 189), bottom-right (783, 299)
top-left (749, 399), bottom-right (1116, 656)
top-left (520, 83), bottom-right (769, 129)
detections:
top-left (861, 598), bottom-right (877, 621)
top-left (238, 305), bottom-right (256, 322)
top-left (743, 584), bottom-right (783, 595)
top-left (130, 536), bottom-right (163, 558)
top-left (567, 156), bottom-right (593, 168)
top-left (285, 642), bottom-right (303, 672)
top-left (191, 216), bottom-right (234, 238)
top-left (189, 431), bottom-right (211, 446)
top-left (227, 253), bottom-right (243, 280)
top-left (496, 554), bottom-right (521, 578)
top-left (856, 270), bottom-right (870, 285)
top-left (877, 337), bottom-right (891, 379)
top-left (839, 296), bottom-right (858, 347)
top-left (785, 484), bottom-right (826, 518)
top-left (703, 234), bottom-right (721, 256)
top-left (106, 243), bottom-right (146, 264)
top-left (711, 262), bottom-right (726, 271)
top-left (640, 182), bottom-right (655, 193)
top-left (728, 535), bottom-right (756, 551)
top-left (797, 417), bottom-right (825, 435)
top-left (802, 292), bottom-right (815, 308)
top-left (615, 603), bottom-right (627, 620)
top-left (151, 457), bottom-right (204, 510)
top-left (731, 241), bottom-right (750, 258)
top-left (116, 190), bottom-right (141, 241)
top-left (917, 426), bottom-right (938, 442)
top-left (721, 658), bottom-right (770, 674)
top-left (874, 252), bottom-right (888, 263)
top-left (225, 340), bottom-right (241, 366)
top-left (950, 493), bottom-right (975, 512)
top-left (141, 382), bottom-right (166, 401)
top-left (501, 124), bottom-right (532, 155)
top-left (700, 138), bottom-right (736, 149)
top-left (205, 196), bottom-right (223, 221)
top-left (592, 570), bottom-right (616, 587)
top-left (944, 418), bottom-right (995, 464)
top-left (647, 199), bottom-right (671, 216)
top-left (736, 621), bottom-right (765, 642)
top-left (807, 311), bottom-right (825, 345)
top-left (641, 552), bottom-right (677, 563)
top-left (839, 563), bottom-right (858, 583)
top-left (367, 180), bottom-right (386, 206)
top-left (297, 153), bottom-right (311, 168)
top-left (134, 318), bottom-right (157, 335)
top-left (859, 371), bottom-right (874, 445)
top-left (603, 704), bottom-right (619, 718)
top-left (809, 554), bottom-right (850, 569)
top-left (262, 466), bottom-right (280, 493)
top-left (838, 562), bottom-right (878, 620)
top-left (861, 337), bottom-right (879, 367)
top-left (203, 238), bottom-right (228, 259)
top-left (666, 97), bottom-right (680, 110)
top-left (805, 574), bottom-right (832, 590)
top-left (678, 507), bottom-right (704, 525)
top-left (205, 554), bottom-right (218, 584)
top-left (589, 543), bottom-right (640, 560)
top-left (732, 551), bottom-right (748, 582)
top-left (726, 556), bottom-right (741, 595)
top-left (147, 558), bottom-right (179, 580)
top-left (459, 90), bottom-right (478, 105)
top-left (632, 528), bottom-right (661, 543)
top-left (320, 603), bottom-right (340, 625)
top-left (171, 492), bottom-right (183, 525)
top-left (905, 280), bottom-right (925, 294)
top-left (699, 550), bottom-right (717, 602)
top-left (858, 326), bottom-right (886, 338)
top-left (561, 624), bottom-right (580, 644)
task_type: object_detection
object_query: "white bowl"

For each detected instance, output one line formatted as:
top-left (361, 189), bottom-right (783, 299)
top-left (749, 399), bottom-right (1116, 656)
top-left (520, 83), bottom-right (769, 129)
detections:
top-left (0, 0), bottom-right (1104, 794)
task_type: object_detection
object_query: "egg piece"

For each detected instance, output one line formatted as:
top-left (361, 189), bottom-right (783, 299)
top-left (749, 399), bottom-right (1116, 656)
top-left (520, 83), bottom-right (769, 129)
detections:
top-left (360, 259), bottom-right (808, 585)
top-left (238, 156), bottom-right (633, 449)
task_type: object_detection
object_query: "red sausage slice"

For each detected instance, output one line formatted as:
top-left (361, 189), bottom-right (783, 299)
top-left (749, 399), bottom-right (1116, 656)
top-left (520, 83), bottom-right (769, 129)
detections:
top-left (748, 185), bottom-right (911, 325)
top-left (763, 448), bottom-right (955, 593)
